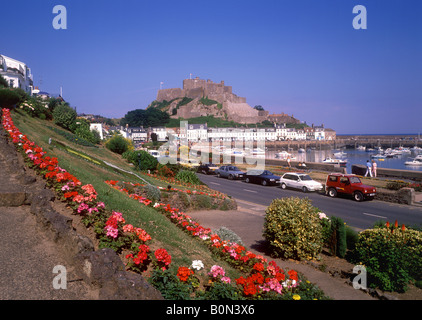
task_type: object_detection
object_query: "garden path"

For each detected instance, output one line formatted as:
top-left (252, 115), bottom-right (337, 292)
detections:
top-left (0, 126), bottom-right (96, 300)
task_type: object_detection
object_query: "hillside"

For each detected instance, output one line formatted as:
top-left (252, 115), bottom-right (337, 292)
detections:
top-left (8, 109), bottom-right (243, 277)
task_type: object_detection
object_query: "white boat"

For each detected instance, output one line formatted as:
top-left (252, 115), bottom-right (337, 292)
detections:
top-left (405, 158), bottom-right (422, 166)
top-left (322, 157), bottom-right (347, 166)
top-left (410, 146), bottom-right (422, 152)
top-left (396, 147), bottom-right (411, 154)
top-left (333, 151), bottom-right (346, 158)
top-left (356, 145), bottom-right (366, 151)
top-left (371, 154), bottom-right (385, 160)
top-left (275, 151), bottom-right (292, 159)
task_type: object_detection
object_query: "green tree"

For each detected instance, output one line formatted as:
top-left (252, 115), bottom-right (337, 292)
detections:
top-left (121, 108), bottom-right (170, 127)
top-left (53, 102), bottom-right (77, 132)
top-left (105, 134), bottom-right (130, 154)
top-left (0, 89), bottom-right (21, 109)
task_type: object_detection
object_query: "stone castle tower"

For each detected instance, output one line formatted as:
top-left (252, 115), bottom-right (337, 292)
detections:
top-left (155, 77), bottom-right (268, 124)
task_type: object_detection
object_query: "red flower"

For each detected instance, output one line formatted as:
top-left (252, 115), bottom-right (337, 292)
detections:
top-left (253, 263), bottom-right (265, 272)
top-left (177, 266), bottom-right (194, 282)
top-left (288, 270), bottom-right (298, 281)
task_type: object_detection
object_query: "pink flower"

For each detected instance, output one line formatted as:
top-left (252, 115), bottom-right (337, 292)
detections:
top-left (221, 276), bottom-right (231, 284)
top-left (208, 265), bottom-right (225, 278)
top-left (77, 202), bottom-right (89, 214)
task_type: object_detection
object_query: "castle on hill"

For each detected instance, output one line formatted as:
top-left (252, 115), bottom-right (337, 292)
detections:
top-left (155, 77), bottom-right (269, 124)
top-left (155, 77), bottom-right (301, 125)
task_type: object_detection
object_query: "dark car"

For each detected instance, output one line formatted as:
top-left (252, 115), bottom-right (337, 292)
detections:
top-left (197, 163), bottom-right (219, 175)
top-left (244, 169), bottom-right (281, 186)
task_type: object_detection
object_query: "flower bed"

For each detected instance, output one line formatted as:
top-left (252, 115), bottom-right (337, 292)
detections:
top-left (105, 178), bottom-right (328, 299)
top-left (2, 108), bottom-right (327, 300)
top-left (1, 108), bottom-right (171, 273)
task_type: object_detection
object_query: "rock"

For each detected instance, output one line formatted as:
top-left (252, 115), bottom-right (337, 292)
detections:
top-left (77, 248), bottom-right (163, 300)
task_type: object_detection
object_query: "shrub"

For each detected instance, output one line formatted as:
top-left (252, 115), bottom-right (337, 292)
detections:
top-left (105, 134), bottom-right (130, 154)
top-left (53, 102), bottom-right (77, 132)
top-left (122, 150), bottom-right (157, 171)
top-left (328, 216), bottom-right (347, 258)
top-left (137, 150), bottom-right (158, 171)
top-left (145, 184), bottom-right (161, 202)
top-left (156, 163), bottom-right (175, 177)
top-left (175, 170), bottom-right (202, 185)
top-left (386, 180), bottom-right (410, 190)
top-left (212, 227), bottom-right (244, 246)
top-left (263, 197), bottom-right (323, 261)
top-left (0, 88), bottom-right (22, 109)
top-left (351, 223), bottom-right (422, 292)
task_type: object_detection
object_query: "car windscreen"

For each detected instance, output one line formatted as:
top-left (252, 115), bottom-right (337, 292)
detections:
top-left (229, 166), bottom-right (240, 171)
top-left (349, 176), bottom-right (361, 184)
top-left (299, 175), bottom-right (312, 181)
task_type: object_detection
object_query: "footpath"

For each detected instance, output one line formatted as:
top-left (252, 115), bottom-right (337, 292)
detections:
top-left (0, 128), bottom-right (96, 299)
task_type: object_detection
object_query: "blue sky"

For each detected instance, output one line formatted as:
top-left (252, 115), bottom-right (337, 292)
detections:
top-left (1, 0), bottom-right (421, 134)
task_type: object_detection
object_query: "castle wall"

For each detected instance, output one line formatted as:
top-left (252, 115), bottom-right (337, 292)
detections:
top-left (156, 88), bottom-right (183, 102)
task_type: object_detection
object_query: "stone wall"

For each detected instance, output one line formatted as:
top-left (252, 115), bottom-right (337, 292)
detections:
top-left (375, 188), bottom-right (415, 205)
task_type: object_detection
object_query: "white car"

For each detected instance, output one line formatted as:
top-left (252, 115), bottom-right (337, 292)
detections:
top-left (279, 172), bottom-right (323, 193)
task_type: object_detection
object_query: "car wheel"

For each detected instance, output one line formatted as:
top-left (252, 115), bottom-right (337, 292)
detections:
top-left (302, 186), bottom-right (308, 193)
top-left (245, 177), bottom-right (250, 183)
top-left (354, 191), bottom-right (364, 202)
top-left (328, 188), bottom-right (337, 198)
top-left (228, 174), bottom-right (233, 180)
top-left (217, 173), bottom-right (221, 178)
top-left (281, 183), bottom-right (287, 189)
top-left (202, 170), bottom-right (207, 174)
top-left (261, 180), bottom-right (268, 186)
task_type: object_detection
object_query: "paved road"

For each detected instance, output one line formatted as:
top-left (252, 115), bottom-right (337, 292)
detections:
top-left (197, 173), bottom-right (422, 230)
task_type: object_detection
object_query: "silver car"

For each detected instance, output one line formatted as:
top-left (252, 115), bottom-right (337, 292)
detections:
top-left (279, 172), bottom-right (324, 192)
top-left (216, 165), bottom-right (245, 180)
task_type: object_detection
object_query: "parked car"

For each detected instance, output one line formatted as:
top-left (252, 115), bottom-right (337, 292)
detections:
top-left (244, 170), bottom-right (281, 186)
top-left (179, 159), bottom-right (200, 168)
top-left (279, 172), bottom-right (324, 193)
top-left (197, 163), bottom-right (219, 175)
top-left (216, 165), bottom-right (245, 180)
top-left (325, 173), bottom-right (376, 202)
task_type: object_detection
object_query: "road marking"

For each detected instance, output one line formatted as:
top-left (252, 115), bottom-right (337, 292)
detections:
top-left (243, 189), bottom-right (258, 193)
top-left (362, 212), bottom-right (387, 219)
top-left (210, 182), bottom-right (220, 185)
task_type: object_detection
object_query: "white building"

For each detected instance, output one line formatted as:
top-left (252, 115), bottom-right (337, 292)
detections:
top-left (186, 123), bottom-right (208, 142)
top-left (90, 123), bottom-right (104, 140)
top-left (0, 54), bottom-right (33, 94)
top-left (150, 126), bottom-right (168, 141)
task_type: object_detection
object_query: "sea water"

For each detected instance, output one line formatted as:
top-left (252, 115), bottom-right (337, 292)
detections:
top-left (268, 148), bottom-right (422, 173)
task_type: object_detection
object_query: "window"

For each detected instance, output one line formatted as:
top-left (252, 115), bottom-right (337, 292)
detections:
top-left (340, 177), bottom-right (349, 184)
top-left (349, 177), bottom-right (361, 184)
top-left (328, 176), bottom-right (337, 182)
top-left (300, 175), bottom-right (312, 181)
